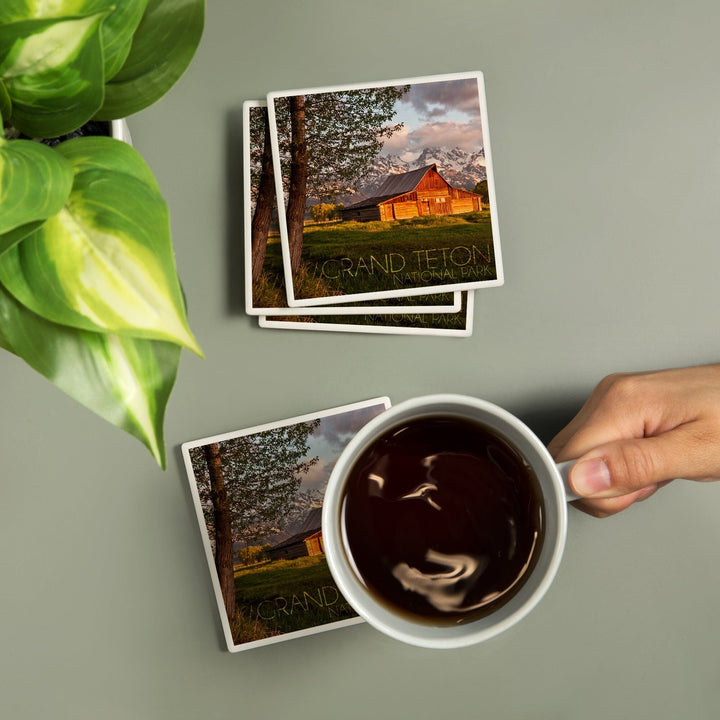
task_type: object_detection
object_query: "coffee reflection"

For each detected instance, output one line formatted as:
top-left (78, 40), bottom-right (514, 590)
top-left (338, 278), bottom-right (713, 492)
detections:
top-left (340, 416), bottom-right (545, 625)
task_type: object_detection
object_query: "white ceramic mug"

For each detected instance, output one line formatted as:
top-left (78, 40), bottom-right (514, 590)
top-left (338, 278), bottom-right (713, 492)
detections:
top-left (322, 394), bottom-right (577, 649)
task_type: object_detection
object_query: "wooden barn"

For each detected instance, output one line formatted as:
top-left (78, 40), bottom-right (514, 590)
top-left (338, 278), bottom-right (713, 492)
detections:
top-left (342, 164), bottom-right (482, 222)
top-left (303, 530), bottom-right (324, 556)
top-left (267, 527), bottom-right (322, 561)
top-left (266, 507), bottom-right (324, 561)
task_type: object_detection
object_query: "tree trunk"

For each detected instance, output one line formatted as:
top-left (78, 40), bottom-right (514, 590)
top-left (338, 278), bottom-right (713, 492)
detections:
top-left (286, 95), bottom-right (308, 275)
top-left (203, 442), bottom-right (236, 619)
top-left (250, 111), bottom-right (276, 284)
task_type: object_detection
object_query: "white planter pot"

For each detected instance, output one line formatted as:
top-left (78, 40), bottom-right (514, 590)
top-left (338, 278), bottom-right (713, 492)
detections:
top-left (111, 119), bottom-right (132, 145)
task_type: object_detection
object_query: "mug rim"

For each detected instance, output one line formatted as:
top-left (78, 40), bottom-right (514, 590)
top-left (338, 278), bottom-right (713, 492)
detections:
top-left (322, 393), bottom-right (568, 649)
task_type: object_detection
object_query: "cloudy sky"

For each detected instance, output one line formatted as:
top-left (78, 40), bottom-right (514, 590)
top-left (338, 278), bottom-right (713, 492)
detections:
top-left (299, 401), bottom-right (388, 494)
top-left (380, 77), bottom-right (485, 162)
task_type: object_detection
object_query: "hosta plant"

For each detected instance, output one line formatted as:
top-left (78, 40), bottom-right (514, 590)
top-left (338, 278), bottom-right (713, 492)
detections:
top-left (0, 0), bottom-right (205, 468)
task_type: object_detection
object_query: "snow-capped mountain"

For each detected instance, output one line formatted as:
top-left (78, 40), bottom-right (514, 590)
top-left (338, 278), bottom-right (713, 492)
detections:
top-left (349, 145), bottom-right (487, 202)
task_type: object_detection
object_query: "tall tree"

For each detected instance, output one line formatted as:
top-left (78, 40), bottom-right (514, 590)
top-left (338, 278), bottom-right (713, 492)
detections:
top-left (189, 419), bottom-right (321, 618)
top-left (264, 85), bottom-right (409, 276)
top-left (219, 420), bottom-right (320, 547)
top-left (202, 442), bottom-right (236, 619)
top-left (249, 106), bottom-right (276, 283)
top-left (286, 95), bottom-right (308, 274)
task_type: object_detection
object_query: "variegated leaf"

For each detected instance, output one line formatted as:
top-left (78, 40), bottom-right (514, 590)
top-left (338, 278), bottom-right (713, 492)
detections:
top-left (0, 281), bottom-right (179, 467)
top-left (98, 0), bottom-right (204, 119)
top-left (0, 0), bottom-right (150, 81)
top-left (0, 135), bottom-right (73, 234)
top-left (0, 136), bottom-right (202, 355)
top-left (0, 12), bottom-right (107, 137)
top-left (0, 220), bottom-right (44, 257)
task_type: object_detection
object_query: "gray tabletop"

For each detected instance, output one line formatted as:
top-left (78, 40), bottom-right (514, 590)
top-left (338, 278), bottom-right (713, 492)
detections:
top-left (2, 1), bottom-right (720, 718)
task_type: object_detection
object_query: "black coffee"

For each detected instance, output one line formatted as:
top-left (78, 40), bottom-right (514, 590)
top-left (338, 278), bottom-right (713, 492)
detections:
top-left (341, 415), bottom-right (545, 625)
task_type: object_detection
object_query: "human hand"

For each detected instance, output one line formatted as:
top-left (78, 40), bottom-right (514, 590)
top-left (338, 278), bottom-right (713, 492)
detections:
top-left (548, 364), bottom-right (720, 517)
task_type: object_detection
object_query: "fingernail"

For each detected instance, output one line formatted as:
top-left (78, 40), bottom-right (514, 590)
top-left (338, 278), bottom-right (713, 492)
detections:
top-left (572, 458), bottom-right (612, 496)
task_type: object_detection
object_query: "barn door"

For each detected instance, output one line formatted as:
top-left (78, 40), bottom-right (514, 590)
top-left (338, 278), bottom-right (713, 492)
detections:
top-left (432, 197), bottom-right (450, 215)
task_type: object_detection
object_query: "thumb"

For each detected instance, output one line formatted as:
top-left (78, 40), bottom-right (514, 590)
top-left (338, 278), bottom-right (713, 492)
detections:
top-left (569, 432), bottom-right (686, 499)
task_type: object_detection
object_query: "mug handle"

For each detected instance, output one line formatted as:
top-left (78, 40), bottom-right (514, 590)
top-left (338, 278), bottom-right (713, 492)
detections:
top-left (556, 460), bottom-right (581, 502)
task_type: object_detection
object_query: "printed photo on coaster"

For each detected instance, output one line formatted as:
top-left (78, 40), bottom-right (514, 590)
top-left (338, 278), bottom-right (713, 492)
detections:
top-left (266, 72), bottom-right (503, 307)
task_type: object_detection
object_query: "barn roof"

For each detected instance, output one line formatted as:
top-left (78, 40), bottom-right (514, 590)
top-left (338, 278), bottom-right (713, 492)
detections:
top-left (345, 164), bottom-right (438, 210)
top-left (269, 525), bottom-right (321, 552)
top-left (344, 193), bottom-right (398, 211)
top-left (375, 164), bottom-right (437, 197)
top-left (268, 507), bottom-right (323, 552)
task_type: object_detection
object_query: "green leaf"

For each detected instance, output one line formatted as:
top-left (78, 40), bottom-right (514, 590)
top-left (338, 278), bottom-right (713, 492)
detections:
top-left (0, 1), bottom-right (150, 82)
top-left (0, 136), bottom-right (202, 355)
top-left (0, 280), bottom-right (179, 467)
top-left (0, 321), bottom-right (13, 352)
top-left (0, 136), bottom-right (73, 234)
top-left (57, 132), bottom-right (159, 188)
top-left (0, 79), bottom-right (11, 122)
top-left (97, 0), bottom-right (204, 119)
top-left (0, 12), bottom-right (108, 137)
top-left (0, 219), bottom-right (44, 257)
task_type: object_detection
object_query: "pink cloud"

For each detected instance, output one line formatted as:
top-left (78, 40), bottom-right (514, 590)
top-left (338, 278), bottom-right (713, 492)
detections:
top-left (382, 120), bottom-right (483, 156)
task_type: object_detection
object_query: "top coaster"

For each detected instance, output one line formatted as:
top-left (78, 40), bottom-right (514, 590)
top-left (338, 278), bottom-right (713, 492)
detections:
top-left (266, 71), bottom-right (504, 307)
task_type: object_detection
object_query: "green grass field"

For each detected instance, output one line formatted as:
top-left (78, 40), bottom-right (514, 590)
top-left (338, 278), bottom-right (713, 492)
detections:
top-left (256, 211), bottom-right (497, 303)
top-left (230, 555), bottom-right (356, 645)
